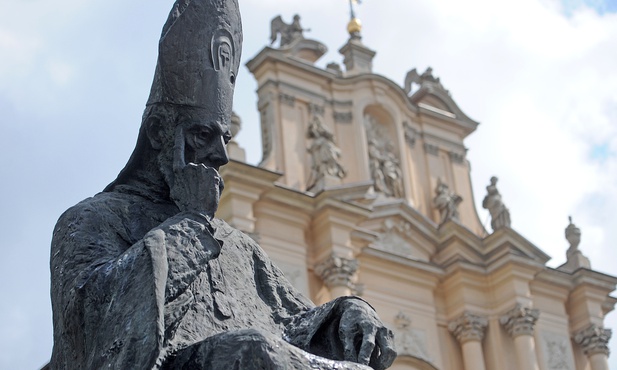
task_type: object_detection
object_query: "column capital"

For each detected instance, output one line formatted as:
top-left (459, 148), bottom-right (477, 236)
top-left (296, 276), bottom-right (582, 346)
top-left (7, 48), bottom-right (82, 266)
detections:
top-left (314, 254), bottom-right (359, 293)
top-left (448, 312), bottom-right (489, 344)
top-left (574, 324), bottom-right (612, 356)
top-left (500, 304), bottom-right (540, 338)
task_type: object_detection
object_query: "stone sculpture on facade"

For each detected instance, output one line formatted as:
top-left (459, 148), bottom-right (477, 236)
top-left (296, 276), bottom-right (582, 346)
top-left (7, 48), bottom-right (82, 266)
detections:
top-left (482, 176), bottom-right (511, 231)
top-left (270, 14), bottom-right (305, 48)
top-left (433, 179), bottom-right (462, 224)
top-left (365, 115), bottom-right (404, 198)
top-left (306, 112), bottom-right (346, 191)
top-left (559, 216), bottom-right (591, 272)
top-left (404, 67), bottom-right (448, 95)
top-left (48, 1), bottom-right (395, 369)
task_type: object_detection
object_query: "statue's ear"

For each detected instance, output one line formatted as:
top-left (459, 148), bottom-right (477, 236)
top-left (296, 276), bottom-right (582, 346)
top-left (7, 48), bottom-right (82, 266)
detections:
top-left (145, 115), bottom-right (164, 150)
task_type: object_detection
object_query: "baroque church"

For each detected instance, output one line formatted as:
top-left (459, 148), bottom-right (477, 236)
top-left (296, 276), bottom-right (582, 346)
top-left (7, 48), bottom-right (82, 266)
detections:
top-left (219, 12), bottom-right (616, 370)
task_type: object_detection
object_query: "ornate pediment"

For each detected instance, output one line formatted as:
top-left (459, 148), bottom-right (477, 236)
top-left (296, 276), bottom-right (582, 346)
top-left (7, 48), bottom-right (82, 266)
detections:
top-left (372, 218), bottom-right (432, 262)
top-left (404, 67), bottom-right (479, 136)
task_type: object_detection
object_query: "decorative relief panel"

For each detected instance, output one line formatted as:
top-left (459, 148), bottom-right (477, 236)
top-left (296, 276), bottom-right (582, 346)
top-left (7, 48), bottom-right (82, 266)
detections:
top-left (541, 332), bottom-right (573, 370)
top-left (375, 219), bottom-right (415, 258)
top-left (394, 312), bottom-right (432, 363)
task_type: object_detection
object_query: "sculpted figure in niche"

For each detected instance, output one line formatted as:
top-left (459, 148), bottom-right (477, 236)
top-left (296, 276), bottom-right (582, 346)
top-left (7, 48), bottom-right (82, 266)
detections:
top-left (270, 14), bottom-right (305, 47)
top-left (364, 115), bottom-right (404, 198)
top-left (307, 114), bottom-right (346, 190)
top-left (433, 179), bottom-right (462, 224)
top-left (49, 1), bottom-right (395, 370)
top-left (482, 176), bottom-right (511, 231)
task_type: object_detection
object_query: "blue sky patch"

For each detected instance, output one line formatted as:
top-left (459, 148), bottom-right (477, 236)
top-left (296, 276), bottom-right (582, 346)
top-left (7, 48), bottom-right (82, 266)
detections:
top-left (561, 0), bottom-right (617, 15)
top-left (590, 142), bottom-right (612, 162)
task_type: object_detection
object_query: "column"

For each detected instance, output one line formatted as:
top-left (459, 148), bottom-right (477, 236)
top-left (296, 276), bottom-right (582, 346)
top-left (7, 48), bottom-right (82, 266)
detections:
top-left (500, 304), bottom-right (540, 370)
top-left (574, 324), bottom-right (612, 370)
top-left (448, 312), bottom-right (488, 370)
top-left (314, 254), bottom-right (360, 298)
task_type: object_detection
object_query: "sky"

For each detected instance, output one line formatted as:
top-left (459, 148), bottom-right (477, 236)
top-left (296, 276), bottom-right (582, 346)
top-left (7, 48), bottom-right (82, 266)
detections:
top-left (0, 0), bottom-right (616, 368)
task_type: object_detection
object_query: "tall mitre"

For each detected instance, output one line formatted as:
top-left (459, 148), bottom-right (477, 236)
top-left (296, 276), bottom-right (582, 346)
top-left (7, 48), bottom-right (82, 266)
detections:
top-left (147, 0), bottom-right (243, 114)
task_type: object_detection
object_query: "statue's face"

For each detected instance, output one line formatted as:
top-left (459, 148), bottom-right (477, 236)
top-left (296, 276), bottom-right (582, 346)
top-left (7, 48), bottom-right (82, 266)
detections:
top-left (179, 110), bottom-right (231, 171)
top-left (150, 105), bottom-right (232, 189)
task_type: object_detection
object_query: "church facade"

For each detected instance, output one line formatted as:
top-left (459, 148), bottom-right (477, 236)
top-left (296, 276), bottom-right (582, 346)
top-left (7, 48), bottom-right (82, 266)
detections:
top-left (219, 14), bottom-right (616, 370)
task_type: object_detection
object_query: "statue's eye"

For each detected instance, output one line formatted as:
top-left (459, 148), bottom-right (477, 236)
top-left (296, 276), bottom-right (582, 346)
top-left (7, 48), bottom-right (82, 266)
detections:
top-left (223, 132), bottom-right (232, 145)
top-left (230, 73), bottom-right (236, 85)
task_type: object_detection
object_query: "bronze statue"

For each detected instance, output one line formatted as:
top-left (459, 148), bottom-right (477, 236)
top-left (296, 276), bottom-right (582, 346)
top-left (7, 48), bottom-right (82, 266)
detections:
top-left (49, 1), bottom-right (395, 369)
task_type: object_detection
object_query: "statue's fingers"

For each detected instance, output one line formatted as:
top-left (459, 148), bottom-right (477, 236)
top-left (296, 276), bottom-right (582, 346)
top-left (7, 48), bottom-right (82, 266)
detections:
top-left (173, 125), bottom-right (186, 173)
top-left (372, 327), bottom-right (396, 370)
top-left (338, 319), bottom-right (358, 363)
top-left (357, 326), bottom-right (377, 365)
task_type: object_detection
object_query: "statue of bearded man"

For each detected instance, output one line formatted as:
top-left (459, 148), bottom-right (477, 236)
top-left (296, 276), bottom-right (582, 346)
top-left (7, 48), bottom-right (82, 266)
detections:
top-left (48, 1), bottom-right (396, 369)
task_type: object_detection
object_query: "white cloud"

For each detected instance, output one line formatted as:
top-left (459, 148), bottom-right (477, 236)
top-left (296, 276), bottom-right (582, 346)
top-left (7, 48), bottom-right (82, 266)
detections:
top-left (1, 0), bottom-right (616, 368)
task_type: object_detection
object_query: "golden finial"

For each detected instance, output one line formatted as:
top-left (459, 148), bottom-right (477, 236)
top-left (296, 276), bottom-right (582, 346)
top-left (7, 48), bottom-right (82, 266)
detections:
top-left (347, 0), bottom-right (363, 36)
top-left (347, 17), bottom-right (362, 35)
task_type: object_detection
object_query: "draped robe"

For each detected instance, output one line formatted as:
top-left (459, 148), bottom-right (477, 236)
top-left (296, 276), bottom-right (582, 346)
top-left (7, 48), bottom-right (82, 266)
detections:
top-left (50, 188), bottom-right (372, 369)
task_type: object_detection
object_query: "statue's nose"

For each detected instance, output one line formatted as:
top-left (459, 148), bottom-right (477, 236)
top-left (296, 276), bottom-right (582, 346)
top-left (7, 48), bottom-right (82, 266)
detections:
top-left (208, 136), bottom-right (229, 168)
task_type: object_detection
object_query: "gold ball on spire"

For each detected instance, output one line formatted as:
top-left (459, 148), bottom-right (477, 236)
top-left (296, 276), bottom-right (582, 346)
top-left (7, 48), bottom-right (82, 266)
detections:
top-left (347, 17), bottom-right (362, 35)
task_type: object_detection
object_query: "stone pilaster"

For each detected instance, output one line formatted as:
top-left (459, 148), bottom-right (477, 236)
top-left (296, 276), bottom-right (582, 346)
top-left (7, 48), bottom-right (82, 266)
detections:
top-left (449, 312), bottom-right (488, 343)
top-left (574, 324), bottom-right (611, 356)
top-left (574, 324), bottom-right (611, 370)
top-left (448, 312), bottom-right (488, 370)
top-left (314, 254), bottom-right (360, 298)
top-left (500, 304), bottom-right (541, 370)
top-left (500, 304), bottom-right (540, 338)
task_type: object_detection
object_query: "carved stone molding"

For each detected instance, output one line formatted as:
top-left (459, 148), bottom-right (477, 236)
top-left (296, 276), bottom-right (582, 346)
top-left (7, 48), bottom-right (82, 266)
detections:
top-left (448, 151), bottom-right (465, 164)
top-left (574, 324), bottom-right (612, 356)
top-left (279, 92), bottom-right (296, 107)
top-left (308, 103), bottom-right (325, 117)
top-left (333, 111), bottom-right (352, 123)
top-left (403, 121), bottom-right (417, 147)
top-left (314, 254), bottom-right (359, 292)
top-left (423, 143), bottom-right (439, 156)
top-left (500, 304), bottom-right (540, 338)
top-left (448, 312), bottom-right (488, 344)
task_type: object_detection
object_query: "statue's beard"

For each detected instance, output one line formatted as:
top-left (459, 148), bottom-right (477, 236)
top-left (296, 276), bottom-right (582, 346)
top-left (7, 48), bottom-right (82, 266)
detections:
top-left (157, 144), bottom-right (176, 197)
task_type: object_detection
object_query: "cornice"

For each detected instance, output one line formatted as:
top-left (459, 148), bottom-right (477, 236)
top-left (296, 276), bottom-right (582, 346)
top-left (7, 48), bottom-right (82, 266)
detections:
top-left (360, 246), bottom-right (445, 283)
top-left (483, 227), bottom-right (551, 264)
